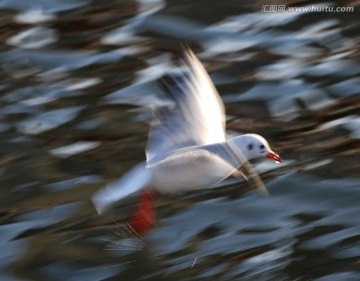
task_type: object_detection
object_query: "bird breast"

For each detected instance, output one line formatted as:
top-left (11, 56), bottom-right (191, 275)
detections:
top-left (148, 149), bottom-right (236, 194)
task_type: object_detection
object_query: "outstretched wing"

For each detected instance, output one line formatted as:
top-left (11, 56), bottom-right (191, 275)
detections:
top-left (146, 49), bottom-right (226, 164)
top-left (92, 162), bottom-right (152, 214)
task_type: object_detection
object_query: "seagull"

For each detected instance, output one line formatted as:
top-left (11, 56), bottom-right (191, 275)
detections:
top-left (92, 49), bottom-right (282, 233)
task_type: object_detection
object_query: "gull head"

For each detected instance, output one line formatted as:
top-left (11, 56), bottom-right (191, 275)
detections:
top-left (230, 134), bottom-right (282, 163)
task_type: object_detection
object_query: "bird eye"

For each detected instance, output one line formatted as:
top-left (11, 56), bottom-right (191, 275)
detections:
top-left (259, 144), bottom-right (265, 149)
top-left (247, 143), bottom-right (253, 150)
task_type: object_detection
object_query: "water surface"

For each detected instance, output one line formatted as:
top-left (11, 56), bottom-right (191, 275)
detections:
top-left (0, 0), bottom-right (359, 280)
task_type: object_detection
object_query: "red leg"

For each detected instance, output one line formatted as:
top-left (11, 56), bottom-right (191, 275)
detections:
top-left (127, 192), bottom-right (156, 236)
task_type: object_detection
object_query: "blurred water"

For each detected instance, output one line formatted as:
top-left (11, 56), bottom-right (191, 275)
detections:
top-left (0, 0), bottom-right (359, 280)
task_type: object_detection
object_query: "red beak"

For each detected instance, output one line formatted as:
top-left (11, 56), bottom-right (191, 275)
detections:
top-left (264, 151), bottom-right (282, 163)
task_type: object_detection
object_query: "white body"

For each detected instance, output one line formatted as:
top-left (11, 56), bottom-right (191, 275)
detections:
top-left (149, 149), bottom-right (236, 194)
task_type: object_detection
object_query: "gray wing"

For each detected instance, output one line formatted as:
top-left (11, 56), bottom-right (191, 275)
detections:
top-left (202, 142), bottom-right (269, 196)
top-left (146, 49), bottom-right (226, 164)
top-left (92, 162), bottom-right (152, 214)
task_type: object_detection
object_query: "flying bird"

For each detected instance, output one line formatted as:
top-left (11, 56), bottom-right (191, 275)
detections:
top-left (92, 49), bottom-right (282, 234)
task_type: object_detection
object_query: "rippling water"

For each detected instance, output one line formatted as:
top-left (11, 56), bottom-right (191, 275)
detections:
top-left (0, 0), bottom-right (359, 280)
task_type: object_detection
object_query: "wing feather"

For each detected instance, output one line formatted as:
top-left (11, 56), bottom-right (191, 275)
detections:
top-left (146, 49), bottom-right (226, 164)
